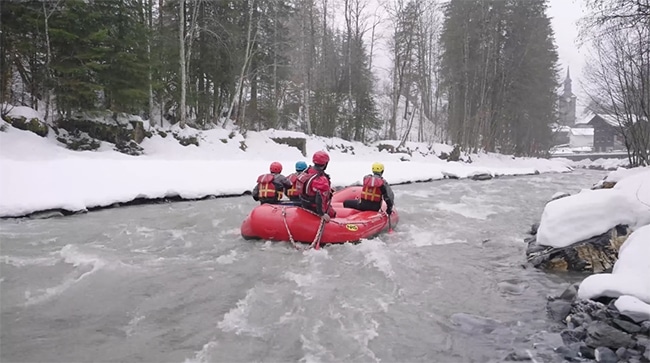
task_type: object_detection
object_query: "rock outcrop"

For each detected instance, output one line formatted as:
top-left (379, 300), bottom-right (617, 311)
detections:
top-left (3, 114), bottom-right (49, 137)
top-left (525, 224), bottom-right (631, 273)
top-left (56, 112), bottom-right (146, 155)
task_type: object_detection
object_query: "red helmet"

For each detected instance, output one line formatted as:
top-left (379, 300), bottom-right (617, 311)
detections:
top-left (270, 162), bottom-right (282, 173)
top-left (312, 151), bottom-right (330, 165)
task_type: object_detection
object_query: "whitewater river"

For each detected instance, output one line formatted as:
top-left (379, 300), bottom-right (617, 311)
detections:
top-left (1, 170), bottom-right (606, 363)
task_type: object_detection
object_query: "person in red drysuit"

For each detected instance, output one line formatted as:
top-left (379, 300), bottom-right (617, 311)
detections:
top-left (295, 151), bottom-right (337, 222)
top-left (252, 162), bottom-right (292, 204)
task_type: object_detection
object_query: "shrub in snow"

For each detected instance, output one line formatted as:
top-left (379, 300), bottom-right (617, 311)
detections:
top-left (4, 115), bottom-right (48, 137)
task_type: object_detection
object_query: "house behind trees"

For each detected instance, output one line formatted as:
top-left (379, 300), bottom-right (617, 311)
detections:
top-left (587, 114), bottom-right (625, 152)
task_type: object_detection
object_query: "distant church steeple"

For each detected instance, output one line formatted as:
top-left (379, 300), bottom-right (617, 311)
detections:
top-left (558, 66), bottom-right (577, 127)
top-left (563, 67), bottom-right (572, 95)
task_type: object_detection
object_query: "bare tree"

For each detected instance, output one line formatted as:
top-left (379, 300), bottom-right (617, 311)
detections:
top-left (42, 0), bottom-right (62, 123)
top-left (179, 0), bottom-right (187, 127)
top-left (225, 0), bottom-right (257, 126)
top-left (582, 0), bottom-right (650, 166)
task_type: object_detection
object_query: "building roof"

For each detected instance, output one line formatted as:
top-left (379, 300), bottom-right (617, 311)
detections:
top-left (593, 114), bottom-right (620, 127)
top-left (575, 112), bottom-right (594, 125)
top-left (551, 125), bottom-right (571, 133)
top-left (587, 113), bottom-right (648, 127)
top-left (570, 128), bottom-right (594, 136)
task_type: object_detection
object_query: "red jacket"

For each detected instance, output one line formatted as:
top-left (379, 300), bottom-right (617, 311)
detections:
top-left (296, 166), bottom-right (336, 217)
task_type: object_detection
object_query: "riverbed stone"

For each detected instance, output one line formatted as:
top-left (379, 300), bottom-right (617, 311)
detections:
top-left (612, 318), bottom-right (642, 334)
top-left (580, 344), bottom-right (596, 359)
top-left (555, 345), bottom-right (580, 361)
top-left (594, 346), bottom-right (618, 363)
top-left (559, 283), bottom-right (580, 301)
top-left (504, 350), bottom-right (532, 361)
top-left (548, 300), bottom-right (573, 322)
top-left (585, 321), bottom-right (634, 349)
top-left (470, 172), bottom-right (493, 181)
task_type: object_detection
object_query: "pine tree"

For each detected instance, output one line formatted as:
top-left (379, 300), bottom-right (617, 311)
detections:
top-left (95, 0), bottom-right (149, 114)
top-left (49, 0), bottom-right (107, 116)
top-left (441, 0), bottom-right (558, 156)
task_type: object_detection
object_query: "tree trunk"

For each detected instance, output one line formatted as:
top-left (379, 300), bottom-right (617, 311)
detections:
top-left (147, 0), bottom-right (154, 126)
top-left (158, 0), bottom-right (164, 127)
top-left (226, 0), bottom-right (256, 126)
top-left (345, 0), bottom-right (353, 138)
top-left (179, 0), bottom-right (186, 128)
top-left (301, 0), bottom-right (313, 134)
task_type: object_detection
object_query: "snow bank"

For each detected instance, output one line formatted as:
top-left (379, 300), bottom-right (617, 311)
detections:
top-left (605, 166), bottom-right (650, 184)
top-left (0, 117), bottom-right (572, 217)
top-left (578, 225), bottom-right (650, 306)
top-left (5, 105), bottom-right (42, 120)
top-left (535, 165), bottom-right (650, 319)
top-left (569, 157), bottom-right (629, 171)
top-left (536, 169), bottom-right (650, 248)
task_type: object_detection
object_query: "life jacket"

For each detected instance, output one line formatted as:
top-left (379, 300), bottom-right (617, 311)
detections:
top-left (295, 167), bottom-right (317, 200)
top-left (360, 175), bottom-right (384, 202)
top-left (286, 173), bottom-right (300, 198)
top-left (257, 173), bottom-right (278, 199)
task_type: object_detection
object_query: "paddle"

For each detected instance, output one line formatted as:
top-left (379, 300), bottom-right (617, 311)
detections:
top-left (387, 210), bottom-right (393, 234)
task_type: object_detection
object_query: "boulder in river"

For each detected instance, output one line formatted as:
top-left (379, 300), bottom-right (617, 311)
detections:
top-left (525, 224), bottom-right (631, 273)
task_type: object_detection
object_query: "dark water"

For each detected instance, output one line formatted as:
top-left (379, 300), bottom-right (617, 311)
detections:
top-left (0, 170), bottom-right (606, 363)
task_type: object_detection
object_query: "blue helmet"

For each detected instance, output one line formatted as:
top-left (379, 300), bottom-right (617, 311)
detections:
top-left (295, 161), bottom-right (308, 172)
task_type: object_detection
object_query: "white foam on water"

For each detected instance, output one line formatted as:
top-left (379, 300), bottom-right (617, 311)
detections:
top-left (24, 244), bottom-right (107, 306)
top-left (219, 227), bottom-right (240, 237)
top-left (284, 271), bottom-right (319, 300)
top-left (169, 229), bottom-right (187, 240)
top-left (216, 250), bottom-right (238, 265)
top-left (2, 255), bottom-right (59, 267)
top-left (211, 219), bottom-right (222, 228)
top-left (124, 314), bottom-right (145, 336)
top-left (356, 240), bottom-right (395, 280)
top-left (406, 225), bottom-right (467, 247)
top-left (299, 320), bottom-right (333, 363)
top-left (217, 288), bottom-right (266, 337)
top-left (136, 226), bottom-right (154, 238)
top-left (28, 237), bottom-right (59, 246)
top-left (434, 201), bottom-right (496, 220)
top-left (182, 340), bottom-right (218, 363)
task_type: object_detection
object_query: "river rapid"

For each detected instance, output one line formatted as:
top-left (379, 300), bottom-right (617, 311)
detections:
top-left (0, 170), bottom-right (606, 362)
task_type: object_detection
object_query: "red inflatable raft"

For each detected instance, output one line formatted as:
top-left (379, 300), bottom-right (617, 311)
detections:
top-left (240, 186), bottom-right (399, 245)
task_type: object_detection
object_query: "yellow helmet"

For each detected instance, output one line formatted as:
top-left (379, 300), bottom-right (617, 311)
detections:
top-left (371, 162), bottom-right (384, 174)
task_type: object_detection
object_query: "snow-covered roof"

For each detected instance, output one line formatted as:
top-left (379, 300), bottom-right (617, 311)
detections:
top-left (570, 128), bottom-right (594, 136)
top-left (575, 112), bottom-right (595, 125)
top-left (552, 125), bottom-right (571, 133)
top-left (588, 113), bottom-right (648, 127)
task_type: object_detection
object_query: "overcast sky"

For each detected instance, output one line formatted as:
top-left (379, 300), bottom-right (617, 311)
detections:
top-left (366, 0), bottom-right (591, 116)
top-left (547, 0), bottom-right (589, 116)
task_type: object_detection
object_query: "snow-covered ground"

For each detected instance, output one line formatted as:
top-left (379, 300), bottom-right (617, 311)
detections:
top-left (1, 108), bottom-right (578, 218)
top-left (564, 157), bottom-right (630, 170)
top-left (536, 166), bottom-right (650, 322)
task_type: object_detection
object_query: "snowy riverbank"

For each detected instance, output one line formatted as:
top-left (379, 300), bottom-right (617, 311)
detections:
top-left (0, 118), bottom-right (577, 218)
